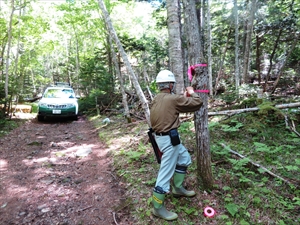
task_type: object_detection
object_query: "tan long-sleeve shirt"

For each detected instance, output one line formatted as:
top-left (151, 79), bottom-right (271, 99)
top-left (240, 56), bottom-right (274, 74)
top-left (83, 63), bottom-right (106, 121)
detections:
top-left (150, 93), bottom-right (203, 133)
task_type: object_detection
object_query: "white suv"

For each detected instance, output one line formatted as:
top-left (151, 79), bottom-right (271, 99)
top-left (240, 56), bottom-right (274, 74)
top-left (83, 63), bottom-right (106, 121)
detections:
top-left (37, 83), bottom-right (79, 121)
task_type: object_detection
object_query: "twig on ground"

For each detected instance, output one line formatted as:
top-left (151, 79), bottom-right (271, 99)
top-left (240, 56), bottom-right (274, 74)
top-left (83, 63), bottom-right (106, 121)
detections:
top-left (113, 212), bottom-right (119, 225)
top-left (105, 171), bottom-right (117, 180)
top-left (96, 215), bottom-right (104, 221)
top-left (77, 205), bottom-right (93, 212)
top-left (220, 143), bottom-right (298, 187)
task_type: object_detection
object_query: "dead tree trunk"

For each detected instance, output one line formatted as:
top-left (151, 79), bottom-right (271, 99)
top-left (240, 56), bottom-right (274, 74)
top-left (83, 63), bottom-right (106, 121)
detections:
top-left (97, 0), bottom-right (151, 126)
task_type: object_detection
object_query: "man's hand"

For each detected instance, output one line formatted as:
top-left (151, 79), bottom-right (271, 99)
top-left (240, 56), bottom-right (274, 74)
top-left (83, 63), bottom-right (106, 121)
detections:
top-left (184, 86), bottom-right (195, 97)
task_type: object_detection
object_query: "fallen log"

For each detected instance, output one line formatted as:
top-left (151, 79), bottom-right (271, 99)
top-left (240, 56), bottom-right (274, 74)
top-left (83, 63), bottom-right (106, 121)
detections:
top-left (208, 102), bottom-right (300, 116)
top-left (220, 143), bottom-right (298, 187)
top-left (284, 115), bottom-right (300, 137)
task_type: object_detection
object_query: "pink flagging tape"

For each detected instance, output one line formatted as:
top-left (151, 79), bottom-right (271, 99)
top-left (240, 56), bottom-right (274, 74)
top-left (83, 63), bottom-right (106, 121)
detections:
top-left (204, 206), bottom-right (216, 218)
top-left (195, 90), bottom-right (209, 93)
top-left (188, 63), bottom-right (208, 81)
top-left (187, 63), bottom-right (209, 94)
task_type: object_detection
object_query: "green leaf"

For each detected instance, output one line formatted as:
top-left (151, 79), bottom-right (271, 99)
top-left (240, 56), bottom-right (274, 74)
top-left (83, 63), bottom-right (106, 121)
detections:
top-left (240, 220), bottom-right (250, 225)
top-left (257, 168), bottom-right (266, 173)
top-left (184, 207), bottom-right (196, 215)
top-left (285, 165), bottom-right (299, 171)
top-left (253, 196), bottom-right (262, 205)
top-left (253, 142), bottom-right (271, 152)
top-left (222, 186), bottom-right (231, 191)
top-left (225, 203), bottom-right (239, 217)
top-left (279, 220), bottom-right (286, 225)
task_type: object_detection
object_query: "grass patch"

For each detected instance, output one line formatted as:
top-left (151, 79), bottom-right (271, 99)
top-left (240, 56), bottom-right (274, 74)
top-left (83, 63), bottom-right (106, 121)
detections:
top-left (0, 119), bottom-right (22, 137)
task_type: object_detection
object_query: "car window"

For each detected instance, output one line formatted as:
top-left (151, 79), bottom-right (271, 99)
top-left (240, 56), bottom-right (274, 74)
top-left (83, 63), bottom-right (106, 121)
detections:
top-left (44, 89), bottom-right (75, 98)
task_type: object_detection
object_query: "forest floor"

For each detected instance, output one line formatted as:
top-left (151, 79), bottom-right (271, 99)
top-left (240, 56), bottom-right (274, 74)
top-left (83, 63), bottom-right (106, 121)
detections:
top-left (0, 114), bottom-right (132, 225)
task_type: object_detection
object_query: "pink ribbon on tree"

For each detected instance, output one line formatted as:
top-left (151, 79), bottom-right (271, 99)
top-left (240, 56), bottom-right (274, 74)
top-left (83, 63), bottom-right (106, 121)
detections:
top-left (187, 63), bottom-right (209, 94)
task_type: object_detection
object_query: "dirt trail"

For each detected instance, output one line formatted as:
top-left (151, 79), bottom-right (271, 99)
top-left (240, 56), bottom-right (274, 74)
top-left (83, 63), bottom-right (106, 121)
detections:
top-left (0, 116), bottom-right (130, 225)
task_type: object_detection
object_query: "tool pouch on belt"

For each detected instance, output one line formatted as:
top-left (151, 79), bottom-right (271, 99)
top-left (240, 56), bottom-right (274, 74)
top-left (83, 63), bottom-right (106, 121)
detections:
top-left (169, 129), bottom-right (181, 146)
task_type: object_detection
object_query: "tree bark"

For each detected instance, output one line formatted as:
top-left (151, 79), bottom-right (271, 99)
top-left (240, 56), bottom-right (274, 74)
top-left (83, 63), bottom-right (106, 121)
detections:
top-left (5, 0), bottom-right (15, 100)
top-left (255, 34), bottom-right (263, 84)
top-left (166, 0), bottom-right (185, 94)
top-left (97, 0), bottom-right (151, 126)
top-left (108, 35), bottom-right (131, 123)
top-left (214, 29), bottom-right (231, 95)
top-left (234, 0), bottom-right (240, 90)
top-left (242, 0), bottom-right (256, 84)
top-left (184, 0), bottom-right (213, 190)
top-left (271, 32), bottom-right (300, 94)
top-left (207, 0), bottom-right (213, 96)
top-left (263, 28), bottom-right (282, 92)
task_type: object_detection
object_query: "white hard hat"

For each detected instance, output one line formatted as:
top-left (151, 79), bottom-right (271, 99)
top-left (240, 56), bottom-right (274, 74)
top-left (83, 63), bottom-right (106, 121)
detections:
top-left (156, 70), bottom-right (176, 83)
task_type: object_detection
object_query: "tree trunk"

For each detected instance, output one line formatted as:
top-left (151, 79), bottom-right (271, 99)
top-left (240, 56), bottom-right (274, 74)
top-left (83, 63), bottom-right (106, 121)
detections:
top-left (207, 0), bottom-right (212, 96)
top-left (166, 0), bottom-right (185, 94)
top-left (182, 1), bottom-right (189, 87)
top-left (142, 55), bottom-right (154, 102)
top-left (108, 35), bottom-right (131, 123)
top-left (234, 0), bottom-right (240, 91)
top-left (271, 33), bottom-right (300, 94)
top-left (184, 0), bottom-right (213, 190)
top-left (242, 0), bottom-right (256, 84)
top-left (214, 29), bottom-right (231, 95)
top-left (263, 28), bottom-right (282, 92)
top-left (5, 0), bottom-right (15, 100)
top-left (97, 0), bottom-right (151, 126)
top-left (255, 34), bottom-right (262, 84)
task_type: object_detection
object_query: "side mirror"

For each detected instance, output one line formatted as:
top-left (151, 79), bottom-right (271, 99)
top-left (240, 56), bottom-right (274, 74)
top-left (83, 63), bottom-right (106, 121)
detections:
top-left (76, 95), bottom-right (80, 99)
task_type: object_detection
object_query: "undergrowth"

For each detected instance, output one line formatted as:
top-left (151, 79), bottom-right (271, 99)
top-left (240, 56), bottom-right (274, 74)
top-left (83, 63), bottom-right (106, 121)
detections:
top-left (91, 101), bottom-right (300, 225)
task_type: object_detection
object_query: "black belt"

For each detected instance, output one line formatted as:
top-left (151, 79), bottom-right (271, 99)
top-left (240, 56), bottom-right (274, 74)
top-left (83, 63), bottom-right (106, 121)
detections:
top-left (155, 131), bottom-right (169, 136)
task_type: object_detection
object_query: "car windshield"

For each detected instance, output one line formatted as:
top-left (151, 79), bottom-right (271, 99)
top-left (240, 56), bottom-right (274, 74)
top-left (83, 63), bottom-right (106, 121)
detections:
top-left (44, 89), bottom-right (75, 98)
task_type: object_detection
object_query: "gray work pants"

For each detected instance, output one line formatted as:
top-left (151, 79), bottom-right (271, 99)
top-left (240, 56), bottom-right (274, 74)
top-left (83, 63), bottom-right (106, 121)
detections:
top-left (154, 134), bottom-right (192, 193)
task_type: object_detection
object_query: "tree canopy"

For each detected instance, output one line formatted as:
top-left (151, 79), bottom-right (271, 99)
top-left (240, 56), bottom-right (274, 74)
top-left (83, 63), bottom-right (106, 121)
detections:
top-left (0, 0), bottom-right (299, 116)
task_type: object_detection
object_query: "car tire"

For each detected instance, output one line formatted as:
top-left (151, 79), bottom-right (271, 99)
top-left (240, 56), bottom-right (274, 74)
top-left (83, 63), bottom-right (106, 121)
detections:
top-left (37, 115), bottom-right (44, 121)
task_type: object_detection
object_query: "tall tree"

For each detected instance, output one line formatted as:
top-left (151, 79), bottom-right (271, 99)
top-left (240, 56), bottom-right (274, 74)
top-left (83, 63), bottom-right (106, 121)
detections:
top-left (234, 0), bottom-right (240, 90)
top-left (207, 0), bottom-right (212, 96)
top-left (166, 0), bottom-right (184, 94)
top-left (214, 29), bottom-right (231, 94)
top-left (271, 32), bottom-right (300, 94)
top-left (97, 0), bottom-right (151, 126)
top-left (108, 35), bottom-right (131, 122)
top-left (242, 0), bottom-right (256, 83)
top-left (184, 0), bottom-right (214, 190)
top-left (262, 28), bottom-right (283, 92)
top-left (5, 0), bottom-right (15, 100)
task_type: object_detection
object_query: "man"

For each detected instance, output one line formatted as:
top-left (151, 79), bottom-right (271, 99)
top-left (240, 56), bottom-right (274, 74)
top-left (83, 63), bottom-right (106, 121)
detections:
top-left (150, 70), bottom-right (203, 220)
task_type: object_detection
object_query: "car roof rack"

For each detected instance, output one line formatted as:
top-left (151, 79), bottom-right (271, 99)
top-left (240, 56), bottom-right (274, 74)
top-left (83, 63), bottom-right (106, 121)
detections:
top-left (54, 82), bottom-right (71, 87)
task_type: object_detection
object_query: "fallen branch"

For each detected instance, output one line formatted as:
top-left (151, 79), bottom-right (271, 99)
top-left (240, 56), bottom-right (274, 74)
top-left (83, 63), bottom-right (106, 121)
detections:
top-left (220, 143), bottom-right (298, 187)
top-left (208, 102), bottom-right (300, 116)
top-left (105, 171), bottom-right (117, 180)
top-left (284, 115), bottom-right (300, 137)
top-left (113, 212), bottom-right (119, 225)
top-left (77, 205), bottom-right (93, 212)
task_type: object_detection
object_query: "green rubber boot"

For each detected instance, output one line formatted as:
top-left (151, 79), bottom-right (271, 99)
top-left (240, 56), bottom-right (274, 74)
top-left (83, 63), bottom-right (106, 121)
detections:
top-left (172, 172), bottom-right (196, 197)
top-left (152, 192), bottom-right (178, 221)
